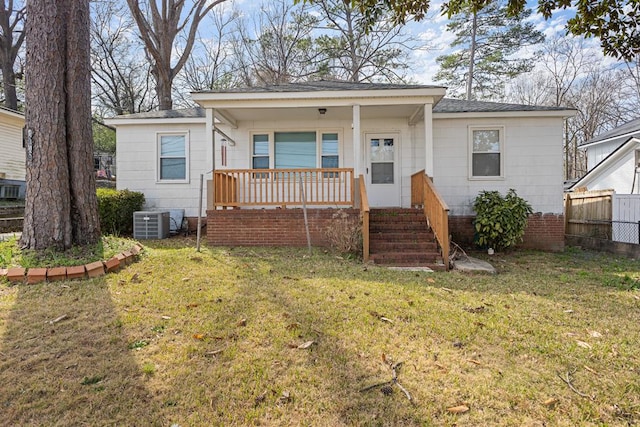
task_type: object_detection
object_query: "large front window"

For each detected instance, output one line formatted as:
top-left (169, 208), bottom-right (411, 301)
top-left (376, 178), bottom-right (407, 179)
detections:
top-left (250, 130), bottom-right (340, 170)
top-left (275, 131), bottom-right (316, 168)
top-left (158, 133), bottom-right (188, 181)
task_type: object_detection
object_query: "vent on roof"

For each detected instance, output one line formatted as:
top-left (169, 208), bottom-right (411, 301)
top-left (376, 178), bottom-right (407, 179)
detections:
top-left (133, 211), bottom-right (170, 239)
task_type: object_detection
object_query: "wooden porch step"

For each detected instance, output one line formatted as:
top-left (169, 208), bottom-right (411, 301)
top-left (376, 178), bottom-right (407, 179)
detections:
top-left (370, 231), bottom-right (434, 242)
top-left (370, 222), bottom-right (429, 232)
top-left (370, 240), bottom-right (438, 252)
top-left (367, 208), bottom-right (444, 268)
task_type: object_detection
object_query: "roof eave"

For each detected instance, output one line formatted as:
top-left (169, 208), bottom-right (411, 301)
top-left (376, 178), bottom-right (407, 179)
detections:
top-left (105, 116), bottom-right (206, 126)
top-left (192, 87), bottom-right (447, 107)
top-left (433, 109), bottom-right (577, 119)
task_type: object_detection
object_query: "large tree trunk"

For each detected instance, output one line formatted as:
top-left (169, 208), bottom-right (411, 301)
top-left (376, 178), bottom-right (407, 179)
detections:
top-left (466, 10), bottom-right (478, 101)
top-left (66, 0), bottom-right (100, 245)
top-left (1, 60), bottom-right (18, 110)
top-left (21, 0), bottom-right (100, 251)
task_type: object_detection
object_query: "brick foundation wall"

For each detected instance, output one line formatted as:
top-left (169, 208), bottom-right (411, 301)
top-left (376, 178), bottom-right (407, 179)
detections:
top-left (207, 208), bottom-right (359, 247)
top-left (206, 209), bottom-right (565, 251)
top-left (449, 213), bottom-right (565, 251)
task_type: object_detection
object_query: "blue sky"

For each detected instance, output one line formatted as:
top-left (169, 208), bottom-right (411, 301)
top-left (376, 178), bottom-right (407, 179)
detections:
top-left (214, 0), bottom-right (617, 85)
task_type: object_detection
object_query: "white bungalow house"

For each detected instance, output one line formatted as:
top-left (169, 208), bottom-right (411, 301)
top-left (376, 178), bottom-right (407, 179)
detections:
top-left (107, 81), bottom-right (575, 268)
top-left (570, 118), bottom-right (640, 193)
top-left (0, 106), bottom-right (25, 200)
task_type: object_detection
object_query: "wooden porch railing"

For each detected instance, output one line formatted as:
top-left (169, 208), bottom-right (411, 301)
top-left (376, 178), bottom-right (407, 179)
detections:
top-left (411, 170), bottom-right (450, 270)
top-left (212, 168), bottom-right (354, 208)
top-left (358, 175), bottom-right (370, 263)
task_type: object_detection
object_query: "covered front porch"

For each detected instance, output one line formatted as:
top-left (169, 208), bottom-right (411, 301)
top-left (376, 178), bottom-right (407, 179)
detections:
top-left (206, 167), bottom-right (450, 269)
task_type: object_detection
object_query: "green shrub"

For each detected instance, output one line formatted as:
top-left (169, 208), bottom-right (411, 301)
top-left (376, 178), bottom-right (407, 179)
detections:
top-left (473, 189), bottom-right (533, 251)
top-left (97, 188), bottom-right (145, 236)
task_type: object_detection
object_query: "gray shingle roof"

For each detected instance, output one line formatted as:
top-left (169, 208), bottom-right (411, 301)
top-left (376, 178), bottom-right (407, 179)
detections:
top-left (433, 98), bottom-right (572, 113)
top-left (115, 107), bottom-right (205, 120)
top-left (196, 80), bottom-right (444, 93)
top-left (580, 117), bottom-right (640, 146)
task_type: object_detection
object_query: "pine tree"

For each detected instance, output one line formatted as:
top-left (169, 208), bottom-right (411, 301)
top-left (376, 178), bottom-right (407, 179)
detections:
top-left (434, 0), bottom-right (544, 100)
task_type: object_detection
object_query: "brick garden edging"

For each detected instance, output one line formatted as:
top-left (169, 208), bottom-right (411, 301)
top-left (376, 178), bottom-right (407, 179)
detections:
top-left (0, 243), bottom-right (144, 285)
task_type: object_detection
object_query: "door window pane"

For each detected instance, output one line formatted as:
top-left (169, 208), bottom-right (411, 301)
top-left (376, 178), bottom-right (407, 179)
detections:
top-left (371, 138), bottom-right (394, 162)
top-left (371, 163), bottom-right (394, 184)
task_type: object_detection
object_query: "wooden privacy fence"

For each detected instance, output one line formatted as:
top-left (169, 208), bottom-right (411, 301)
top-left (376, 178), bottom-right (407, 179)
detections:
top-left (564, 190), bottom-right (613, 239)
top-left (212, 168), bottom-right (354, 208)
top-left (411, 170), bottom-right (450, 270)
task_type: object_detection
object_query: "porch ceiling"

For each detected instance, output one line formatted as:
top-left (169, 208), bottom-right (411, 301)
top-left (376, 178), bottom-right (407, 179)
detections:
top-left (216, 104), bottom-right (424, 123)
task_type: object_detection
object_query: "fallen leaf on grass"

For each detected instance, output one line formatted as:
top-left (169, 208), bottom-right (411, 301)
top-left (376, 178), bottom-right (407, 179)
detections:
top-left (583, 365), bottom-right (598, 374)
top-left (589, 330), bottom-right (602, 338)
top-left (441, 287), bottom-right (453, 293)
top-left (186, 303), bottom-right (199, 309)
top-left (161, 315), bottom-right (171, 320)
top-left (447, 405), bottom-right (469, 414)
top-left (205, 349), bottom-right (224, 357)
top-left (563, 309), bottom-right (574, 313)
top-left (277, 390), bottom-right (292, 405)
top-left (576, 340), bottom-right (592, 349)
top-left (130, 273), bottom-right (141, 283)
top-left (543, 397), bottom-right (559, 407)
top-left (254, 390), bottom-right (267, 407)
top-left (467, 359), bottom-right (483, 366)
top-left (193, 333), bottom-right (205, 340)
top-left (47, 314), bottom-right (68, 325)
top-left (380, 317), bottom-right (394, 323)
top-left (237, 318), bottom-right (247, 327)
top-left (426, 278), bottom-right (435, 283)
top-left (297, 340), bottom-right (315, 349)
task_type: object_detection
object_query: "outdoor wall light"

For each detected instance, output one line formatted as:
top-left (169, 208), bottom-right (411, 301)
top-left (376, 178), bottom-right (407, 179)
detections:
top-left (318, 108), bottom-right (327, 115)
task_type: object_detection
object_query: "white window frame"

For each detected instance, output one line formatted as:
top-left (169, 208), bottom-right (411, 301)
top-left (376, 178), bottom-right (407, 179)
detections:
top-left (248, 129), bottom-right (343, 170)
top-left (156, 131), bottom-right (190, 183)
top-left (468, 125), bottom-right (505, 180)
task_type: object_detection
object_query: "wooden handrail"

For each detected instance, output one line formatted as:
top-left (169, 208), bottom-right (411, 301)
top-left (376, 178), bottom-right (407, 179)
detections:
top-left (411, 170), bottom-right (450, 270)
top-left (212, 168), bottom-right (354, 208)
top-left (358, 175), bottom-right (370, 263)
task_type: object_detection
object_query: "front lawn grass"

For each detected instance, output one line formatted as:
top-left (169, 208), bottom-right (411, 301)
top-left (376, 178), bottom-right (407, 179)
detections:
top-left (0, 240), bottom-right (638, 426)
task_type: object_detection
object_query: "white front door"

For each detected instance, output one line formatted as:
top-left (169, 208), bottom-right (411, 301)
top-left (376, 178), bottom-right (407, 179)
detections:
top-left (366, 133), bottom-right (401, 207)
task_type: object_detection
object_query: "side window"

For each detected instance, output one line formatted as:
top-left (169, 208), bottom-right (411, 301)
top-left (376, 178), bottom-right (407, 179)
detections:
top-left (158, 133), bottom-right (188, 181)
top-left (470, 127), bottom-right (503, 178)
top-left (252, 134), bottom-right (270, 169)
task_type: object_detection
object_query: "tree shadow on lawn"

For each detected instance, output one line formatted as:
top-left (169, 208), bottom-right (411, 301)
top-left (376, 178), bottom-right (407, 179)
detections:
top-left (0, 278), bottom-right (165, 426)
top-left (143, 251), bottom-right (437, 426)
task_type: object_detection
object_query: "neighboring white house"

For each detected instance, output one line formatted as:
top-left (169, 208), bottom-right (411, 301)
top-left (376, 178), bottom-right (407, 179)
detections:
top-left (571, 118), bottom-right (640, 193)
top-left (0, 107), bottom-right (25, 199)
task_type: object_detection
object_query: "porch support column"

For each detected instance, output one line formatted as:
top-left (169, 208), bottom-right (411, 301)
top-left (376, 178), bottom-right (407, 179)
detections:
top-left (207, 108), bottom-right (216, 210)
top-left (424, 103), bottom-right (434, 176)
top-left (352, 104), bottom-right (361, 175)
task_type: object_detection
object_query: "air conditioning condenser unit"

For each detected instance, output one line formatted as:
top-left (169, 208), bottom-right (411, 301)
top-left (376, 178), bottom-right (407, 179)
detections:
top-left (133, 211), bottom-right (170, 239)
